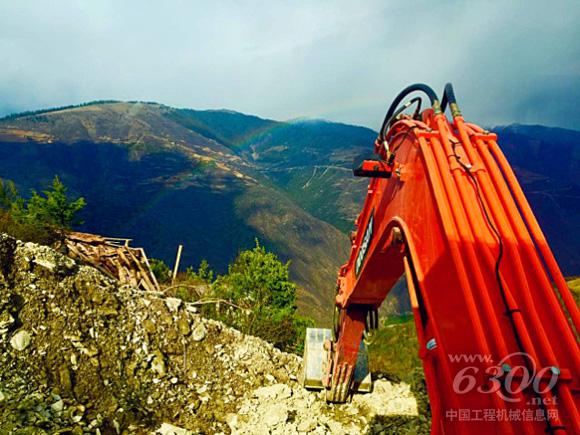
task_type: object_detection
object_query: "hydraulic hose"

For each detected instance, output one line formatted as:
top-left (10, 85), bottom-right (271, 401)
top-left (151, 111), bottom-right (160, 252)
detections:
top-left (440, 82), bottom-right (461, 117)
top-left (379, 83), bottom-right (440, 140)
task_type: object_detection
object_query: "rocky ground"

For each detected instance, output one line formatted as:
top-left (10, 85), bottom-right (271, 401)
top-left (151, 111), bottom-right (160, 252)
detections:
top-left (0, 234), bottom-right (422, 434)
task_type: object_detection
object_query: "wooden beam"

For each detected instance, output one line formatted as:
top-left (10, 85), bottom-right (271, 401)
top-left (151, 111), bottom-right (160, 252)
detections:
top-left (172, 244), bottom-right (184, 284)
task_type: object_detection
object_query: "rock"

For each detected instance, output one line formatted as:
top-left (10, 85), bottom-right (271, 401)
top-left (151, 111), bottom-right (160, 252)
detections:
top-left (177, 315), bottom-right (190, 336)
top-left (51, 399), bottom-right (64, 413)
top-left (185, 305), bottom-right (198, 314)
top-left (150, 351), bottom-right (167, 376)
top-left (0, 311), bottom-right (14, 333)
top-left (10, 329), bottom-right (32, 351)
top-left (0, 235), bottom-right (423, 434)
top-left (197, 385), bottom-right (208, 394)
top-left (326, 420), bottom-right (346, 434)
top-left (297, 418), bottom-right (317, 433)
top-left (225, 413), bottom-right (238, 430)
top-left (263, 403), bottom-right (288, 427)
top-left (166, 327), bottom-right (178, 342)
top-left (254, 383), bottom-right (292, 401)
top-left (33, 257), bottom-right (57, 271)
top-left (155, 423), bottom-right (194, 435)
top-left (83, 345), bottom-right (99, 357)
top-left (351, 379), bottom-right (418, 416)
top-left (165, 297), bottom-right (182, 312)
top-left (143, 318), bottom-right (156, 334)
top-left (191, 322), bottom-right (206, 342)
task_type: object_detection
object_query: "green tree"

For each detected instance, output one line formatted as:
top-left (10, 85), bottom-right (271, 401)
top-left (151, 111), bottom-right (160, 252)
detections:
top-left (24, 176), bottom-right (85, 230)
top-left (0, 178), bottom-right (58, 245)
top-left (0, 179), bottom-right (19, 210)
top-left (211, 240), bottom-right (313, 352)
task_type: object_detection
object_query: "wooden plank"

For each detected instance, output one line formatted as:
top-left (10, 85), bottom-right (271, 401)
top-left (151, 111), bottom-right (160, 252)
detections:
top-left (139, 248), bottom-right (160, 290)
top-left (172, 245), bottom-right (183, 284)
top-left (64, 231), bottom-right (159, 292)
top-left (127, 249), bottom-right (158, 292)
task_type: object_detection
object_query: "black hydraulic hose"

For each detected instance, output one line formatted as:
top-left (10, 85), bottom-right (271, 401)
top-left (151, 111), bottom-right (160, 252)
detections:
top-left (379, 83), bottom-right (440, 140)
top-left (390, 97), bottom-right (422, 125)
top-left (441, 82), bottom-right (461, 117)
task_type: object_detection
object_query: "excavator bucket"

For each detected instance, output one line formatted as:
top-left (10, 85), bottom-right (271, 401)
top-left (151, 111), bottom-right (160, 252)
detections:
top-left (301, 328), bottom-right (372, 393)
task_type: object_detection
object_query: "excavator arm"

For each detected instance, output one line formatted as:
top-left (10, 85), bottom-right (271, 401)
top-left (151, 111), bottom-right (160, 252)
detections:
top-left (304, 83), bottom-right (580, 434)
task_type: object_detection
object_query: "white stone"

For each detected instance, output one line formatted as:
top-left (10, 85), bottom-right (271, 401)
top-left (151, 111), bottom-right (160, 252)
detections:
top-left (297, 418), bottom-right (317, 433)
top-left (151, 354), bottom-right (166, 376)
top-left (185, 305), bottom-right (198, 313)
top-left (10, 330), bottom-right (32, 351)
top-left (165, 297), bottom-right (182, 312)
top-left (33, 258), bottom-right (56, 271)
top-left (51, 399), bottom-right (64, 413)
top-left (197, 385), bottom-right (207, 394)
top-left (263, 404), bottom-right (288, 427)
top-left (226, 413), bottom-right (238, 431)
top-left (254, 383), bottom-right (292, 401)
top-left (191, 323), bottom-right (206, 342)
top-left (350, 379), bottom-right (418, 416)
top-left (155, 423), bottom-right (194, 435)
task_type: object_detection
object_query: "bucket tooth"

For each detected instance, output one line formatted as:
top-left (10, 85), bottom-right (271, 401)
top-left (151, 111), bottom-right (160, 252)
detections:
top-left (301, 328), bottom-right (372, 394)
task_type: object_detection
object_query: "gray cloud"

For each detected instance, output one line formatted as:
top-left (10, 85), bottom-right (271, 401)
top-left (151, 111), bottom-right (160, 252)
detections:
top-left (1, 0), bottom-right (579, 130)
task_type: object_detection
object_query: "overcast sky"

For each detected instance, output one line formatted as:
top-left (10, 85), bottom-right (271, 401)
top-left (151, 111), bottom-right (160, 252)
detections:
top-left (1, 0), bottom-right (579, 130)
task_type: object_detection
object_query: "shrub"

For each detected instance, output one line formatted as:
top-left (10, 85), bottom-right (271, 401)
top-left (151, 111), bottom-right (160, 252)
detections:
top-left (0, 179), bottom-right (19, 209)
top-left (0, 211), bottom-right (58, 246)
top-left (0, 178), bottom-right (83, 245)
top-left (208, 240), bottom-right (313, 352)
top-left (149, 258), bottom-right (172, 285)
top-left (185, 259), bottom-right (214, 284)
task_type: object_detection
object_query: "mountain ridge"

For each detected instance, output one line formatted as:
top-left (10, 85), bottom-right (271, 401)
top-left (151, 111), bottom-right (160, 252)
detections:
top-left (1, 101), bottom-right (578, 322)
top-left (0, 102), bottom-right (352, 321)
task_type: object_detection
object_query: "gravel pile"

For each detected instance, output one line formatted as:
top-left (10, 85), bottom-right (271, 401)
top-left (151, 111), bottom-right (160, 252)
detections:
top-left (0, 234), bottom-right (419, 434)
top-left (230, 379), bottom-right (417, 434)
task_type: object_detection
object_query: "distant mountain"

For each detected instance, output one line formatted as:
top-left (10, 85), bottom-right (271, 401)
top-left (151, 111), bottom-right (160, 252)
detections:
top-left (0, 102), bottom-right (578, 322)
top-left (0, 102), bottom-right (352, 321)
top-left (166, 109), bottom-right (375, 232)
top-left (493, 125), bottom-right (580, 274)
top-left (170, 109), bottom-right (580, 274)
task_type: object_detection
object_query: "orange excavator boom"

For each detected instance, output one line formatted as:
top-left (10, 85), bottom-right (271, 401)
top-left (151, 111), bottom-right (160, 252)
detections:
top-left (306, 83), bottom-right (580, 434)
